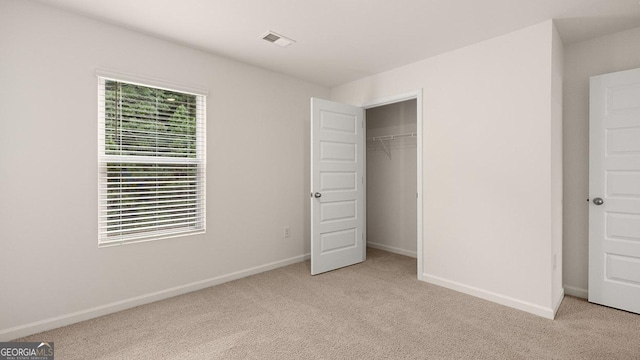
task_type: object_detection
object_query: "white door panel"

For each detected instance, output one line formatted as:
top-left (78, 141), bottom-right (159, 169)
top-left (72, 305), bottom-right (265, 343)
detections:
top-left (589, 68), bottom-right (640, 314)
top-left (311, 98), bottom-right (365, 275)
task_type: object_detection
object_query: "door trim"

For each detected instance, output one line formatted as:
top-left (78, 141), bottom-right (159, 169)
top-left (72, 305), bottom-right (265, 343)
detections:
top-left (363, 90), bottom-right (424, 281)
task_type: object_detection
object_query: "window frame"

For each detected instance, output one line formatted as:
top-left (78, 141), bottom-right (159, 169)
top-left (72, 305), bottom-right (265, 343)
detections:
top-left (97, 69), bottom-right (207, 247)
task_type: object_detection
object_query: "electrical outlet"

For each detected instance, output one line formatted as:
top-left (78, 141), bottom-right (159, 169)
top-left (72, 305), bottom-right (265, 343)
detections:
top-left (284, 227), bottom-right (291, 238)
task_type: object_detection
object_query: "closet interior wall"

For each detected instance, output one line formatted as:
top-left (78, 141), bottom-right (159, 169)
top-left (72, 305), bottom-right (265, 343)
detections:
top-left (366, 99), bottom-right (417, 257)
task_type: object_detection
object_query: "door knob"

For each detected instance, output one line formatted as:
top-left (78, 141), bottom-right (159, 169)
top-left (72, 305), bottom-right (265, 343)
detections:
top-left (314, 192), bottom-right (322, 198)
top-left (593, 197), bottom-right (604, 205)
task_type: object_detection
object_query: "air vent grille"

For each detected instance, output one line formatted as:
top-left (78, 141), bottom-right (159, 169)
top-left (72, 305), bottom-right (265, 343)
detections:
top-left (263, 33), bottom-right (281, 43)
top-left (260, 31), bottom-right (295, 47)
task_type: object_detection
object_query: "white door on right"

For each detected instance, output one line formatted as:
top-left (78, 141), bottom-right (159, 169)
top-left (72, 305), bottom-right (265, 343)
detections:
top-left (589, 67), bottom-right (640, 314)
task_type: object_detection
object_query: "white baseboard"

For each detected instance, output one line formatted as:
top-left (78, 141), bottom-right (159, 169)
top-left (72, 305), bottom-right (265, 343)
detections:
top-left (367, 242), bottom-right (417, 258)
top-left (422, 273), bottom-right (556, 319)
top-left (0, 253), bottom-right (310, 341)
top-left (552, 288), bottom-right (565, 317)
top-left (563, 285), bottom-right (588, 299)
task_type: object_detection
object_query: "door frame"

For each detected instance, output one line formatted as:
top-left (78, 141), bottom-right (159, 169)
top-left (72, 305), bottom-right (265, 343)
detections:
top-left (362, 89), bottom-right (424, 281)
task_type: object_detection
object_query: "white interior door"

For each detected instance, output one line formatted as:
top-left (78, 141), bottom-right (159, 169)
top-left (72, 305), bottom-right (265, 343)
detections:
top-left (589, 68), bottom-right (640, 314)
top-left (311, 98), bottom-right (365, 275)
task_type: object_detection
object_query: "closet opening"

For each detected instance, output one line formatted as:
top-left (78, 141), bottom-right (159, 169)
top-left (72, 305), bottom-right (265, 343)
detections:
top-left (365, 98), bottom-right (419, 274)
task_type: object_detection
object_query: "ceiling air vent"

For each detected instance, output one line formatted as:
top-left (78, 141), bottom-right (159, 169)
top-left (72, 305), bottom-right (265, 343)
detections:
top-left (260, 31), bottom-right (295, 47)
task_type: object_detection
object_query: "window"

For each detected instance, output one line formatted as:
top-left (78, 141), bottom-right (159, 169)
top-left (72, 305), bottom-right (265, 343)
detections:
top-left (98, 74), bottom-right (206, 246)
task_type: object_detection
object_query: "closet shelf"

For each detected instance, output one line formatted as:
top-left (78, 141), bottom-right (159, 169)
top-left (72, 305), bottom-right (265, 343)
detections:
top-left (366, 132), bottom-right (417, 142)
top-left (367, 132), bottom-right (417, 159)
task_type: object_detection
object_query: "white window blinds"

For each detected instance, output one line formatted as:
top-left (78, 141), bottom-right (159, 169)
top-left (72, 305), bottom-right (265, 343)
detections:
top-left (98, 76), bottom-right (206, 246)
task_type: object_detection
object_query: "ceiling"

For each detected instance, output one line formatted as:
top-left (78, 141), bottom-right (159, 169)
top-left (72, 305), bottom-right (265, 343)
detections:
top-left (36, 0), bottom-right (640, 88)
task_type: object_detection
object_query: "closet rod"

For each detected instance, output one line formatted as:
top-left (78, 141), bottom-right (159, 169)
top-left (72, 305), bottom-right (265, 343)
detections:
top-left (366, 132), bottom-right (417, 142)
top-left (367, 132), bottom-right (416, 159)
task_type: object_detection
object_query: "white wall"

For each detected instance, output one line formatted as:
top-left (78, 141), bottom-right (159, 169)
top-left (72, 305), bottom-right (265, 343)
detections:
top-left (366, 100), bottom-right (417, 257)
top-left (0, 0), bottom-right (328, 340)
top-left (562, 26), bottom-right (640, 299)
top-left (331, 21), bottom-right (562, 318)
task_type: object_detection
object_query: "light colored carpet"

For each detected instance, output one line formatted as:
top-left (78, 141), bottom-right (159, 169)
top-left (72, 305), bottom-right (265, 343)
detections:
top-left (17, 249), bottom-right (640, 359)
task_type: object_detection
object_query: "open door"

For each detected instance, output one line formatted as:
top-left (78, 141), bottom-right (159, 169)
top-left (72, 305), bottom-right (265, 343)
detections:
top-left (589, 68), bottom-right (640, 314)
top-left (311, 98), bottom-right (365, 275)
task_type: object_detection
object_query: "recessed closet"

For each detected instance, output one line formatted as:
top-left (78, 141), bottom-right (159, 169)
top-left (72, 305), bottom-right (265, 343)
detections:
top-left (366, 99), bottom-right (418, 258)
